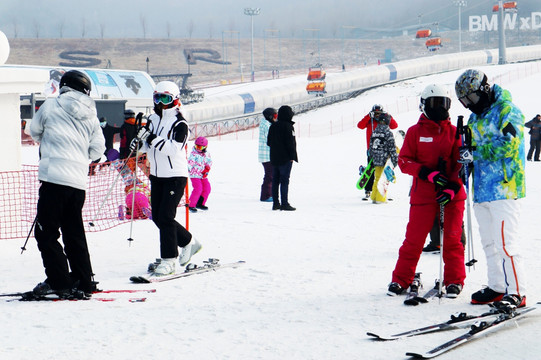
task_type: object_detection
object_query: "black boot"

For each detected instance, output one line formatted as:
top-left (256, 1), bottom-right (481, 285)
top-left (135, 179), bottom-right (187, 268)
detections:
top-left (280, 203), bottom-right (296, 211)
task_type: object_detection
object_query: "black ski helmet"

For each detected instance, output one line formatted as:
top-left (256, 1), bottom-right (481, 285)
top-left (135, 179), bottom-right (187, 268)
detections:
top-left (372, 104), bottom-right (383, 112)
top-left (59, 70), bottom-right (92, 95)
top-left (124, 109), bottom-right (136, 119)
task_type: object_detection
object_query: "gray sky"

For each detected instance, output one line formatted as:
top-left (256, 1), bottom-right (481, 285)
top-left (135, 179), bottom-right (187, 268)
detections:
top-left (1, 0), bottom-right (538, 39)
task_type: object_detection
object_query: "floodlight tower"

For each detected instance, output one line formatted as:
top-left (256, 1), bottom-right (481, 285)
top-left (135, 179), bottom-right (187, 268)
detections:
top-left (244, 7), bottom-right (260, 82)
top-left (454, 0), bottom-right (467, 53)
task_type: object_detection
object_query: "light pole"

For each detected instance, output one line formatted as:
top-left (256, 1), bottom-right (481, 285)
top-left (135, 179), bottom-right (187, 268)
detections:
top-left (264, 29), bottom-right (281, 73)
top-left (454, 0), bottom-right (467, 52)
top-left (244, 7), bottom-right (260, 82)
top-left (497, 0), bottom-right (507, 64)
top-left (222, 30), bottom-right (240, 75)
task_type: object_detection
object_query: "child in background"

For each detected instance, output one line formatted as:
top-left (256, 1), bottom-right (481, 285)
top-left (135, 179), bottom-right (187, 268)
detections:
top-left (107, 149), bottom-right (151, 220)
top-left (188, 137), bottom-right (212, 213)
top-left (369, 113), bottom-right (398, 204)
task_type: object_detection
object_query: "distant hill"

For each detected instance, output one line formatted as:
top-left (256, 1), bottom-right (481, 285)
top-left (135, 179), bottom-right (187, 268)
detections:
top-left (6, 31), bottom-right (541, 88)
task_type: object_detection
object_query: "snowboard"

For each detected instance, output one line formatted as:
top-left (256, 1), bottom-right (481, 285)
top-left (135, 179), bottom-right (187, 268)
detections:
top-left (356, 158), bottom-right (374, 190)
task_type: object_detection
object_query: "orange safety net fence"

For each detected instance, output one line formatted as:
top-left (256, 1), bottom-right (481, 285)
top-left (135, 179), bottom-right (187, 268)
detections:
top-left (0, 158), bottom-right (187, 240)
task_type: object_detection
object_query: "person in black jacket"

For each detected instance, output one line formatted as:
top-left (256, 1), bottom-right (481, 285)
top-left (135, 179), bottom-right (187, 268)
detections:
top-left (525, 114), bottom-right (541, 161)
top-left (267, 105), bottom-right (298, 211)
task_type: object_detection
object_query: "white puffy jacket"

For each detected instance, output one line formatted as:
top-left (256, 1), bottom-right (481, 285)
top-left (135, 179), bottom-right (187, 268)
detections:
top-left (30, 87), bottom-right (105, 190)
top-left (142, 107), bottom-right (189, 178)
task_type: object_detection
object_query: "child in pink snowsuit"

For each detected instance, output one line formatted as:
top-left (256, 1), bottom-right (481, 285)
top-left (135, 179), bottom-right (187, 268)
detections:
top-left (188, 137), bottom-right (212, 212)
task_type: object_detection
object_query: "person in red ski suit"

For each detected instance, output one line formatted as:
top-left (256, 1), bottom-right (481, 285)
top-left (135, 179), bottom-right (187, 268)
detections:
top-left (388, 84), bottom-right (466, 298)
top-left (357, 104), bottom-right (398, 199)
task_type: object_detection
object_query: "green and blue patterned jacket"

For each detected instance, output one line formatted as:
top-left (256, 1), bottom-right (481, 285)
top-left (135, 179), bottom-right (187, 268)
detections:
top-left (467, 84), bottom-right (526, 203)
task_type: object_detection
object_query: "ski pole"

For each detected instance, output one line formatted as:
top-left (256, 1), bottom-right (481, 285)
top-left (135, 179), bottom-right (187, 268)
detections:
top-left (127, 113), bottom-right (145, 243)
top-left (20, 216), bottom-right (37, 254)
top-left (436, 156), bottom-right (446, 300)
top-left (438, 203), bottom-right (444, 300)
top-left (456, 115), bottom-right (477, 269)
top-left (464, 125), bottom-right (477, 268)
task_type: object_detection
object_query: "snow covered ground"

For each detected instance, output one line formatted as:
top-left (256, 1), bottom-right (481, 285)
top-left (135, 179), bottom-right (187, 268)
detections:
top-left (2, 62), bottom-right (541, 360)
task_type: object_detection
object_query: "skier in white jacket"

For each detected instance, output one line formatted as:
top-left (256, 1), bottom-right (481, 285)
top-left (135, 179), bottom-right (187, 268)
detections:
top-left (130, 81), bottom-right (201, 276)
top-left (30, 70), bottom-right (105, 299)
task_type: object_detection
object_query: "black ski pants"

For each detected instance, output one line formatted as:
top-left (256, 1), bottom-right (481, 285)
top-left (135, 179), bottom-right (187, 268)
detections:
top-left (527, 137), bottom-right (540, 161)
top-left (271, 161), bottom-right (293, 206)
top-left (149, 176), bottom-right (192, 259)
top-left (34, 182), bottom-right (94, 292)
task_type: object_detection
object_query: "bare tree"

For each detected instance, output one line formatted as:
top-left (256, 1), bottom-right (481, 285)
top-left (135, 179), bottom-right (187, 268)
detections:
top-left (166, 22), bottom-right (171, 39)
top-left (33, 19), bottom-right (40, 38)
top-left (208, 21), bottom-right (214, 39)
top-left (187, 19), bottom-right (194, 38)
top-left (81, 17), bottom-right (86, 38)
top-left (140, 14), bottom-right (147, 38)
top-left (59, 19), bottom-right (65, 38)
top-left (11, 20), bottom-right (18, 38)
top-left (289, 25), bottom-right (296, 39)
top-left (100, 23), bottom-right (106, 39)
top-left (330, 23), bottom-right (338, 39)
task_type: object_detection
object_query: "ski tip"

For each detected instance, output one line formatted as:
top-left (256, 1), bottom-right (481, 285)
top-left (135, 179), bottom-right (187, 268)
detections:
top-left (129, 276), bottom-right (150, 284)
top-left (129, 298), bottom-right (147, 303)
top-left (366, 332), bottom-right (382, 340)
top-left (404, 299), bottom-right (420, 306)
top-left (405, 352), bottom-right (426, 359)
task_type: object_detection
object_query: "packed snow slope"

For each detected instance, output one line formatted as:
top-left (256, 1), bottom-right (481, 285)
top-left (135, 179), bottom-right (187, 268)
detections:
top-left (2, 62), bottom-right (541, 360)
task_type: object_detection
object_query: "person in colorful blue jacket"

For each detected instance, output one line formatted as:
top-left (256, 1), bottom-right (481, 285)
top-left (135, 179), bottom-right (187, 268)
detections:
top-left (455, 69), bottom-right (527, 308)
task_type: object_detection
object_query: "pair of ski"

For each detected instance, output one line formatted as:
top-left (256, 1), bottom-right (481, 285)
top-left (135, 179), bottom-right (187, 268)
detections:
top-left (368, 304), bottom-right (537, 358)
top-left (130, 258), bottom-right (245, 283)
top-left (0, 288), bottom-right (156, 302)
top-left (403, 273), bottom-right (441, 306)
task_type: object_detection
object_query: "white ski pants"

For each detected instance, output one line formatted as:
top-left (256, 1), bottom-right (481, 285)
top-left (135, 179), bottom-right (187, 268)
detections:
top-left (473, 199), bottom-right (526, 296)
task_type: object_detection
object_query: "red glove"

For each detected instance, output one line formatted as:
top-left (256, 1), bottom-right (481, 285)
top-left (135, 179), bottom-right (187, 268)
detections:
top-left (202, 165), bottom-right (210, 178)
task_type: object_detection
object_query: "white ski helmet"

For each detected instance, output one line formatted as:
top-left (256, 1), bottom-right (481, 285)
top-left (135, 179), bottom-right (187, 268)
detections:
top-left (420, 84), bottom-right (451, 120)
top-left (153, 81), bottom-right (181, 108)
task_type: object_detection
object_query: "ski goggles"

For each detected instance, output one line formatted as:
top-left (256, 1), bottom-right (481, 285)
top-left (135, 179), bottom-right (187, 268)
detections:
top-left (153, 93), bottom-right (175, 105)
top-left (458, 91), bottom-right (481, 108)
top-left (195, 145), bottom-right (207, 151)
top-left (424, 97), bottom-right (451, 110)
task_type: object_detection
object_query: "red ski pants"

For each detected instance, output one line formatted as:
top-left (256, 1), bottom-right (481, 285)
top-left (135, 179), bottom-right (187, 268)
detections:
top-left (392, 200), bottom-right (466, 289)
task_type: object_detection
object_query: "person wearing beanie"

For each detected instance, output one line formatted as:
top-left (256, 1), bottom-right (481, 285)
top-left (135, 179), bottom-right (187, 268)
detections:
top-left (525, 114), bottom-right (541, 161)
top-left (267, 105), bottom-right (298, 211)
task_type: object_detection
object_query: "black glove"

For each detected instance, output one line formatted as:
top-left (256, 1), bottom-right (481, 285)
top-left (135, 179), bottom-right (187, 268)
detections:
top-left (129, 138), bottom-right (139, 152)
top-left (436, 182), bottom-right (461, 206)
top-left (419, 166), bottom-right (448, 187)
